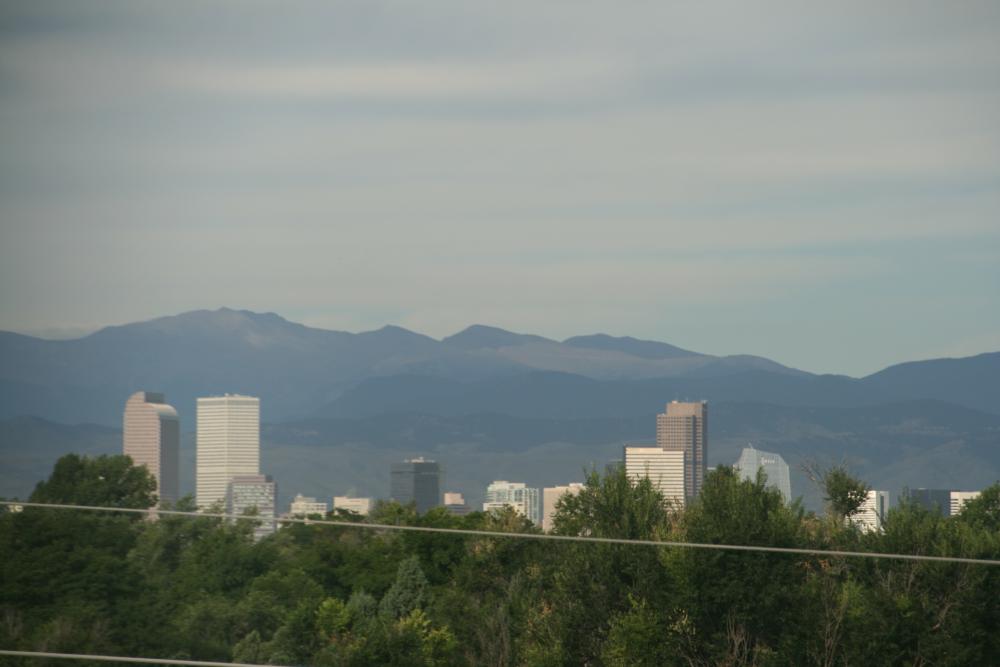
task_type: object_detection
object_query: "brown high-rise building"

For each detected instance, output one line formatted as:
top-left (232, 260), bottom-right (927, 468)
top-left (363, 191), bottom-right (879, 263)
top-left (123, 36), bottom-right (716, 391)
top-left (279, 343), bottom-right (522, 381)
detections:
top-left (123, 391), bottom-right (180, 506)
top-left (656, 400), bottom-right (708, 501)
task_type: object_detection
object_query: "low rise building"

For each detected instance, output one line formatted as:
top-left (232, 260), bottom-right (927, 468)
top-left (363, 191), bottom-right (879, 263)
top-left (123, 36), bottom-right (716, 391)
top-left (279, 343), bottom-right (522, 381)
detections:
top-left (289, 494), bottom-right (328, 517)
top-left (903, 488), bottom-right (952, 516)
top-left (483, 481), bottom-right (540, 525)
top-left (333, 496), bottom-right (372, 516)
top-left (949, 491), bottom-right (980, 516)
top-left (443, 492), bottom-right (472, 516)
top-left (542, 483), bottom-right (585, 532)
top-left (227, 474), bottom-right (277, 541)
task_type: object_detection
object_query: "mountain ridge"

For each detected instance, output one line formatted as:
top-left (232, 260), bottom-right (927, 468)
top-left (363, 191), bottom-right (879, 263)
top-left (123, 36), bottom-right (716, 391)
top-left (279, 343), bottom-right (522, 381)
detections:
top-left (1, 308), bottom-right (998, 425)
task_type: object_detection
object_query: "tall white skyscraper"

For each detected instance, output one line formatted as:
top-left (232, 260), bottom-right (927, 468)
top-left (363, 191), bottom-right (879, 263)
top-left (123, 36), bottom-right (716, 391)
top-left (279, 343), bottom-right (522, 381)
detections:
top-left (123, 391), bottom-right (180, 506)
top-left (734, 445), bottom-right (792, 502)
top-left (483, 481), bottom-right (541, 525)
top-left (196, 394), bottom-right (260, 509)
top-left (624, 446), bottom-right (685, 508)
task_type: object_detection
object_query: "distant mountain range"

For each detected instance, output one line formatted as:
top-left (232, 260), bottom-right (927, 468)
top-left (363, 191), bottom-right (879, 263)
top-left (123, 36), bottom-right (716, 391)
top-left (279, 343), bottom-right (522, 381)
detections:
top-left (1, 308), bottom-right (997, 426)
top-left (1, 308), bottom-right (997, 511)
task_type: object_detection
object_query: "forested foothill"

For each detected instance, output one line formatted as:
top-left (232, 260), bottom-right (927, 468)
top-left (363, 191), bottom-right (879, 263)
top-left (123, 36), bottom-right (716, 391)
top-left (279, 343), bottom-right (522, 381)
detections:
top-left (2, 454), bottom-right (998, 666)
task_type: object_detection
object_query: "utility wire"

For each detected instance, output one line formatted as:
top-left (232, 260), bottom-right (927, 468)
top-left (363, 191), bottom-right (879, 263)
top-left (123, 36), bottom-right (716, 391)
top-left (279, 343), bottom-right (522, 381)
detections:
top-left (2, 500), bottom-right (999, 566)
top-left (0, 649), bottom-right (288, 666)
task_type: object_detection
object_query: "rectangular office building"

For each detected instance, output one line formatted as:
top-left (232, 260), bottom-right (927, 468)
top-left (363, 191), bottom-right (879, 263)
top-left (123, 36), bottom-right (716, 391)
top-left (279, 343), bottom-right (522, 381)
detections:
top-left (289, 494), bottom-right (328, 517)
top-left (197, 394), bottom-right (260, 509)
top-left (483, 481), bottom-right (541, 525)
top-left (227, 474), bottom-right (276, 541)
top-left (542, 483), bottom-right (585, 532)
top-left (390, 457), bottom-right (441, 514)
top-left (903, 488), bottom-right (952, 516)
top-left (656, 401), bottom-right (708, 501)
top-left (950, 491), bottom-right (980, 516)
top-left (625, 446), bottom-right (685, 509)
top-left (123, 391), bottom-right (180, 506)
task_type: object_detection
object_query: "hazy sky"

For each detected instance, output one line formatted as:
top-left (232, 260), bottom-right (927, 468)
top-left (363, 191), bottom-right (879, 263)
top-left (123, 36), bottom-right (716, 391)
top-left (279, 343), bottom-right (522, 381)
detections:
top-left (1, 1), bottom-right (998, 376)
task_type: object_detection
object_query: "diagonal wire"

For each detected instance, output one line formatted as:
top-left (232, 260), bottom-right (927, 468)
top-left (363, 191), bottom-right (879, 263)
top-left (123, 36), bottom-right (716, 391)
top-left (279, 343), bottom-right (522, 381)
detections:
top-left (0, 649), bottom-right (290, 666)
top-left (2, 500), bottom-right (998, 566)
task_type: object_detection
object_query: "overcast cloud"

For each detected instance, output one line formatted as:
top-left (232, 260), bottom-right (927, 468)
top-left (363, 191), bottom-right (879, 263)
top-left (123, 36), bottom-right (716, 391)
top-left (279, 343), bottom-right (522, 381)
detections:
top-left (1, 1), bottom-right (998, 375)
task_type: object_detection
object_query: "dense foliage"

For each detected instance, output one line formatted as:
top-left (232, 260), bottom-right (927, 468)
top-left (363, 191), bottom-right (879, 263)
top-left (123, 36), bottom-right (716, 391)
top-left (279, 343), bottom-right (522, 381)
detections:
top-left (2, 455), bottom-right (999, 666)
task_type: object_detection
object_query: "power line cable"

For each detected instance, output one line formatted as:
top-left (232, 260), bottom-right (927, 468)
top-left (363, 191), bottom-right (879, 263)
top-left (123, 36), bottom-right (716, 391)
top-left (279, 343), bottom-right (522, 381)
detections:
top-left (0, 649), bottom-right (288, 666)
top-left (3, 500), bottom-right (998, 566)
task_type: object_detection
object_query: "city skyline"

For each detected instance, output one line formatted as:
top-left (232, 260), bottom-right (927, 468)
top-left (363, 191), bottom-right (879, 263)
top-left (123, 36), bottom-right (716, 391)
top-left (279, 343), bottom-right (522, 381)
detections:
top-left (63, 379), bottom-right (996, 518)
top-left (16, 383), bottom-right (1000, 527)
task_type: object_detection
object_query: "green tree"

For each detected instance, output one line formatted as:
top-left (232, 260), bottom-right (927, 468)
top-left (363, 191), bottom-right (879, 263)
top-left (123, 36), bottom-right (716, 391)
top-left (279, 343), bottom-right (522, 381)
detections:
top-left (379, 556), bottom-right (429, 619)
top-left (7, 450), bottom-right (1000, 667)
top-left (673, 466), bottom-right (810, 663)
top-left (316, 597), bottom-right (353, 639)
top-left (600, 594), bottom-right (676, 667)
top-left (30, 453), bottom-right (157, 509)
top-left (955, 482), bottom-right (1000, 531)
top-left (821, 466), bottom-right (869, 520)
top-left (346, 590), bottom-right (378, 625)
top-left (0, 454), bottom-right (157, 660)
top-left (529, 466), bottom-right (676, 664)
top-left (843, 498), bottom-right (1000, 666)
top-left (552, 466), bottom-right (672, 539)
top-left (232, 629), bottom-right (265, 664)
